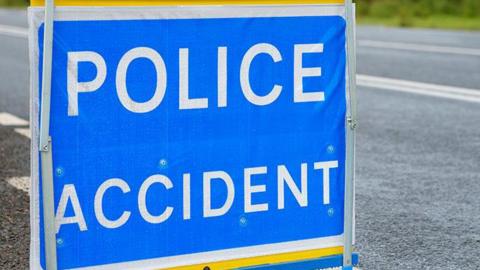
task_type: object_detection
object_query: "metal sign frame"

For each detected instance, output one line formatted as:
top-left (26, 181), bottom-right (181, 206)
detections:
top-left (343, 0), bottom-right (357, 269)
top-left (36, 1), bottom-right (357, 269)
top-left (38, 0), bottom-right (58, 269)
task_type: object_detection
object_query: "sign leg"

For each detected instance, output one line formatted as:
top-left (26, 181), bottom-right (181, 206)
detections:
top-left (39, 0), bottom-right (57, 268)
top-left (40, 140), bottom-right (57, 270)
top-left (343, 0), bottom-right (357, 269)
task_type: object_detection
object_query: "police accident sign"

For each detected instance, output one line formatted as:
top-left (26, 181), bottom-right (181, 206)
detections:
top-left (29, 4), bottom-right (349, 269)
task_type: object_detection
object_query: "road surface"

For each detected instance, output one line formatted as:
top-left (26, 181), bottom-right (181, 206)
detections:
top-left (0, 8), bottom-right (479, 269)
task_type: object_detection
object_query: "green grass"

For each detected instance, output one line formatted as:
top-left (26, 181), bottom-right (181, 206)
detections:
top-left (0, 0), bottom-right (28, 7)
top-left (358, 15), bottom-right (480, 31)
top-left (355, 0), bottom-right (480, 31)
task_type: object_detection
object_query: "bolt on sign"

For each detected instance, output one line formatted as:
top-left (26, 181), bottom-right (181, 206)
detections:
top-left (29, 0), bottom-right (356, 269)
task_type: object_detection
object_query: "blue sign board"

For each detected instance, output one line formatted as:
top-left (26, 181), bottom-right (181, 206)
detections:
top-left (31, 6), bottom-right (347, 269)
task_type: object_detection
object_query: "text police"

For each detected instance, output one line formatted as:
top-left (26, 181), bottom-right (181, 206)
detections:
top-left (67, 42), bottom-right (325, 115)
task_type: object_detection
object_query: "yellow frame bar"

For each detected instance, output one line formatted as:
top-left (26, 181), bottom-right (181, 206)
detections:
top-left (31, 0), bottom-right (343, 6)
top-left (169, 246), bottom-right (343, 270)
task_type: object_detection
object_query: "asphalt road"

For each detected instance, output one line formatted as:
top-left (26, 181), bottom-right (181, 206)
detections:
top-left (0, 8), bottom-right (479, 270)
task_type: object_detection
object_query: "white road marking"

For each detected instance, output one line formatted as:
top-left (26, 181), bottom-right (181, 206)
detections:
top-left (14, 127), bottom-right (31, 139)
top-left (359, 39), bottom-right (480, 57)
top-left (6, 176), bottom-right (30, 193)
top-left (0, 112), bottom-right (29, 126)
top-left (0, 112), bottom-right (30, 192)
top-left (0, 112), bottom-right (30, 138)
top-left (357, 75), bottom-right (480, 104)
top-left (0, 24), bottom-right (28, 38)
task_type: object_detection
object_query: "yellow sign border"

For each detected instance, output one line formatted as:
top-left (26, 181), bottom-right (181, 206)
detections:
top-left (31, 0), bottom-right (343, 6)
top-left (170, 246), bottom-right (343, 269)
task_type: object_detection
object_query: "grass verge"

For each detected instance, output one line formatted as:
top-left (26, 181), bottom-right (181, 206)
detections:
top-left (358, 15), bottom-right (480, 31)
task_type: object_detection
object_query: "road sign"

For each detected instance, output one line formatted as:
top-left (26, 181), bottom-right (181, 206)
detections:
top-left (29, 3), bottom-right (355, 269)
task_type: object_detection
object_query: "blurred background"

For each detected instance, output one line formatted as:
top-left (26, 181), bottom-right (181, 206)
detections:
top-left (2, 0), bottom-right (480, 30)
top-left (0, 0), bottom-right (479, 269)
top-left (357, 0), bottom-right (480, 30)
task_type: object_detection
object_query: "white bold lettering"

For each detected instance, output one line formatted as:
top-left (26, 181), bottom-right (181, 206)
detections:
top-left (314, 160), bottom-right (338, 204)
top-left (277, 163), bottom-right (308, 209)
top-left (240, 43), bottom-right (282, 106)
top-left (217, 47), bottom-right (228, 108)
top-left (244, 166), bottom-right (269, 213)
top-left (116, 47), bottom-right (167, 113)
top-left (55, 184), bottom-right (87, 233)
top-left (203, 171), bottom-right (235, 218)
top-left (183, 173), bottom-right (191, 220)
top-left (94, 178), bottom-right (131, 229)
top-left (138, 174), bottom-right (173, 224)
top-left (294, 43), bottom-right (325, 102)
top-left (67, 51), bottom-right (106, 116)
top-left (179, 48), bottom-right (209, 109)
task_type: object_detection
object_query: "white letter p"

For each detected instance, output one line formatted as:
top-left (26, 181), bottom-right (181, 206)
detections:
top-left (67, 51), bottom-right (106, 116)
